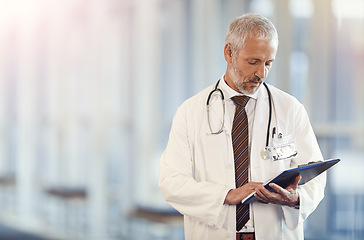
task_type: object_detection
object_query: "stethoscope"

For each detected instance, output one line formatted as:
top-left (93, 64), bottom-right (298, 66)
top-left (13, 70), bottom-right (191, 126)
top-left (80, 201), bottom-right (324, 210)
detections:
top-left (206, 79), bottom-right (274, 160)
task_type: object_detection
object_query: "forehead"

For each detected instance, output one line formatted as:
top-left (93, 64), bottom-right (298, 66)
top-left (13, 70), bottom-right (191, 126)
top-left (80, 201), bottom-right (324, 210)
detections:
top-left (238, 38), bottom-right (278, 60)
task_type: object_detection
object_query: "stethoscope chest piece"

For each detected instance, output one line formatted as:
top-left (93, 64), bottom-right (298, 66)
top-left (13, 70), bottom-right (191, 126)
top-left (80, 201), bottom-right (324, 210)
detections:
top-left (260, 147), bottom-right (272, 160)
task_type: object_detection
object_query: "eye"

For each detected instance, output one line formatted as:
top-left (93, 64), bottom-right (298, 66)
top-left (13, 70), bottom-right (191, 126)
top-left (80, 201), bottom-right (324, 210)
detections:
top-left (265, 61), bottom-right (273, 67)
top-left (248, 60), bottom-right (259, 65)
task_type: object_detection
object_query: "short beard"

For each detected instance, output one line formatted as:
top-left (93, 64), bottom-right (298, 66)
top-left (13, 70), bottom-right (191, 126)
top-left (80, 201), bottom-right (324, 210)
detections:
top-left (227, 61), bottom-right (262, 94)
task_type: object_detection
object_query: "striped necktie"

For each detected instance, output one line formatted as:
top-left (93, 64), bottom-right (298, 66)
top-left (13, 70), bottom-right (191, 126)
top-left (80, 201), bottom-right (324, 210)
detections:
top-left (231, 96), bottom-right (250, 231)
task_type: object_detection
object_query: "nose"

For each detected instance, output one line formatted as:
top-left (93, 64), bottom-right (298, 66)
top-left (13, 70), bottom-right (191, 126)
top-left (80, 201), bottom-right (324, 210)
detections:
top-left (255, 64), bottom-right (268, 79)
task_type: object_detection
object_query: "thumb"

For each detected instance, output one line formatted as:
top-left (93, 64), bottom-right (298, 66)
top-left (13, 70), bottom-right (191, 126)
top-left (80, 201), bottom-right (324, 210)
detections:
top-left (290, 175), bottom-right (301, 189)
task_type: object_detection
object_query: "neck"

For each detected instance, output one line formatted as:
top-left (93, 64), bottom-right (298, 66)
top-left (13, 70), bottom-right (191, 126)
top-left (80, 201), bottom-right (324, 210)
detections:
top-left (224, 70), bottom-right (239, 92)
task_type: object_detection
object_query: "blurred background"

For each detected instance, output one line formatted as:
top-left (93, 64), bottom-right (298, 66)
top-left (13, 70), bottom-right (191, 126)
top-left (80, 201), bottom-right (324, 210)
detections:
top-left (0, 0), bottom-right (363, 239)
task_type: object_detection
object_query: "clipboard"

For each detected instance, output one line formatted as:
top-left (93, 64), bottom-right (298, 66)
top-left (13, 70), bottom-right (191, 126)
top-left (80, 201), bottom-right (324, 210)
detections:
top-left (241, 158), bottom-right (340, 204)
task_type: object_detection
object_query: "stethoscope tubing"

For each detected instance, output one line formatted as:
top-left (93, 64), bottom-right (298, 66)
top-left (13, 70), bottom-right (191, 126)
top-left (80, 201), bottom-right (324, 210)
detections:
top-left (263, 82), bottom-right (272, 149)
top-left (206, 80), bottom-right (225, 134)
top-left (207, 80), bottom-right (273, 150)
top-left (206, 80), bottom-right (224, 105)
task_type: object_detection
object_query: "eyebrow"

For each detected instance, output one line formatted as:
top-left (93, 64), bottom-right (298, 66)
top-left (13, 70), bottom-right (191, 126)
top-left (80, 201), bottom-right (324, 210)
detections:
top-left (247, 58), bottom-right (275, 62)
top-left (247, 58), bottom-right (260, 62)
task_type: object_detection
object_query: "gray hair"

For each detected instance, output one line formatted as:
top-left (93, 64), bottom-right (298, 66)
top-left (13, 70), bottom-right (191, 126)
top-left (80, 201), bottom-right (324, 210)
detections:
top-left (225, 13), bottom-right (278, 55)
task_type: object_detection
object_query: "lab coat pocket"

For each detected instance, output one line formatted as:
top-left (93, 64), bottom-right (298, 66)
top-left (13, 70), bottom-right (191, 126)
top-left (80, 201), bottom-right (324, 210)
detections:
top-left (267, 135), bottom-right (297, 171)
top-left (270, 135), bottom-right (297, 161)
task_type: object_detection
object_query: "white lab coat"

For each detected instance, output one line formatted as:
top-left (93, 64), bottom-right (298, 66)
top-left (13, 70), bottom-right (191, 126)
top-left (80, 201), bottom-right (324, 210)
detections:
top-left (159, 83), bottom-right (326, 240)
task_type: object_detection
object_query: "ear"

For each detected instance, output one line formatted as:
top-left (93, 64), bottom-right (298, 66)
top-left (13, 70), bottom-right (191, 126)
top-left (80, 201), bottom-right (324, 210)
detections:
top-left (224, 43), bottom-right (233, 64)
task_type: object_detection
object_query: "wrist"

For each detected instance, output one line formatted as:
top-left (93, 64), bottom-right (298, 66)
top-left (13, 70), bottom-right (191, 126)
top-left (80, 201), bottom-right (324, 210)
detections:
top-left (224, 189), bottom-right (233, 205)
top-left (291, 196), bottom-right (300, 209)
top-left (294, 197), bottom-right (300, 209)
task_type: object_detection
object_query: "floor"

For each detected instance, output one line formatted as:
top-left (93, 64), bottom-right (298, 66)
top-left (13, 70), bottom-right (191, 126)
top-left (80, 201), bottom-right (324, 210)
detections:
top-left (0, 224), bottom-right (50, 240)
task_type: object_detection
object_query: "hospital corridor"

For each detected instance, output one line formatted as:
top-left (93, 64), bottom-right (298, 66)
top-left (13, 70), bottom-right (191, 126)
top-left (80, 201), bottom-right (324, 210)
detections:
top-left (0, 0), bottom-right (363, 239)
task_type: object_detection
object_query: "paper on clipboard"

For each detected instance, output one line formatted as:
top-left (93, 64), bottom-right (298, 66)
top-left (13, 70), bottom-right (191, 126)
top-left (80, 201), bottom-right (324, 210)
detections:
top-left (241, 158), bottom-right (340, 204)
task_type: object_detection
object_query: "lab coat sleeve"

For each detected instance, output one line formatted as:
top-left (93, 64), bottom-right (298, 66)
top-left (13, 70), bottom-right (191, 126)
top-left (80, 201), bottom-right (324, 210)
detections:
top-left (159, 102), bottom-right (231, 228)
top-left (281, 103), bottom-right (326, 229)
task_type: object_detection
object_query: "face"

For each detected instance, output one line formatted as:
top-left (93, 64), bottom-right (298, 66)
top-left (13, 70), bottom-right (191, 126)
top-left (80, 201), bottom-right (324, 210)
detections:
top-left (224, 37), bottom-right (278, 94)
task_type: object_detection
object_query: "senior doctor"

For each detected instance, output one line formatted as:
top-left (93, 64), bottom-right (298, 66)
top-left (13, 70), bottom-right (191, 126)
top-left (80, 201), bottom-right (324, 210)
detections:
top-left (159, 13), bottom-right (326, 240)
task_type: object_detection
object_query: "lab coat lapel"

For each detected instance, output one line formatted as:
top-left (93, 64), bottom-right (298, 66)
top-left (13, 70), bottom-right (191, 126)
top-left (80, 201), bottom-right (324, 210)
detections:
top-left (249, 85), bottom-right (271, 182)
top-left (196, 88), bottom-right (235, 187)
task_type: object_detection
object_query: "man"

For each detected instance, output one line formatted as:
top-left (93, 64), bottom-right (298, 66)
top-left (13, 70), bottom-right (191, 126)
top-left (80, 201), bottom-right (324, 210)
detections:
top-left (159, 13), bottom-right (326, 240)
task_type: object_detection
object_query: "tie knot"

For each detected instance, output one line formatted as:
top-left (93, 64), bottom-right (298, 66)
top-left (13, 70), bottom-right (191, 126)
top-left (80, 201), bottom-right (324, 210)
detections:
top-left (231, 96), bottom-right (250, 108)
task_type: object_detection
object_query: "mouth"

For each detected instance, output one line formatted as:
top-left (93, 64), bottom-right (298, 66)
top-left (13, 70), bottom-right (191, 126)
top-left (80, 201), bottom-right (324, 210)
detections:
top-left (248, 77), bottom-right (263, 86)
top-left (251, 77), bottom-right (262, 82)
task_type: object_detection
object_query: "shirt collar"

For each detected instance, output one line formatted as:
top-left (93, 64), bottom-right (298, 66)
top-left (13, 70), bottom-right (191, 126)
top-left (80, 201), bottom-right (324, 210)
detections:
top-left (220, 74), bottom-right (261, 100)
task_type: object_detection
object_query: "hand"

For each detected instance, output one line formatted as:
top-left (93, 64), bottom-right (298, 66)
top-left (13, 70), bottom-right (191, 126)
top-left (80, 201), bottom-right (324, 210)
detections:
top-left (224, 182), bottom-right (263, 205)
top-left (254, 175), bottom-right (301, 207)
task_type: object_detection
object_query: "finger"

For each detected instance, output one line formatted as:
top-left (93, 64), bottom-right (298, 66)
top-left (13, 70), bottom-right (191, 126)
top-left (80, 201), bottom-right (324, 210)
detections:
top-left (255, 187), bottom-right (270, 201)
top-left (292, 175), bottom-right (301, 187)
top-left (254, 193), bottom-right (268, 204)
top-left (257, 185), bottom-right (282, 203)
top-left (286, 175), bottom-right (301, 190)
top-left (269, 183), bottom-right (286, 195)
top-left (257, 188), bottom-right (282, 204)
